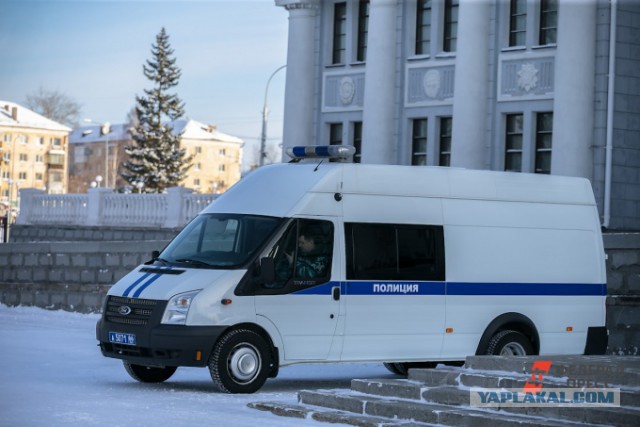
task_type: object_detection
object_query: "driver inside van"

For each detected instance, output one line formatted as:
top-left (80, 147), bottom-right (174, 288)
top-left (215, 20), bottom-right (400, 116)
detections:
top-left (286, 232), bottom-right (328, 279)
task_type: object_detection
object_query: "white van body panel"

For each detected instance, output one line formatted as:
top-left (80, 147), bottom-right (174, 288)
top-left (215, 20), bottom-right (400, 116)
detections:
top-left (102, 162), bottom-right (606, 371)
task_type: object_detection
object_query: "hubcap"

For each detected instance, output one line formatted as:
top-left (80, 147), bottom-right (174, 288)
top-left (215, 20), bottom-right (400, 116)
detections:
top-left (500, 342), bottom-right (526, 356)
top-left (228, 344), bottom-right (261, 383)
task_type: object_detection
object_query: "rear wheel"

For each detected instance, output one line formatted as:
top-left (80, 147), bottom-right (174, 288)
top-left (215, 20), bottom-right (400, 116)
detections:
top-left (383, 362), bottom-right (437, 376)
top-left (123, 361), bottom-right (177, 383)
top-left (485, 330), bottom-right (533, 356)
top-left (208, 329), bottom-right (272, 394)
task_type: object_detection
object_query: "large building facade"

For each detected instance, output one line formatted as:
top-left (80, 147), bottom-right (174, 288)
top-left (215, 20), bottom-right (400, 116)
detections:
top-left (0, 101), bottom-right (70, 216)
top-left (68, 119), bottom-right (243, 194)
top-left (275, 0), bottom-right (640, 230)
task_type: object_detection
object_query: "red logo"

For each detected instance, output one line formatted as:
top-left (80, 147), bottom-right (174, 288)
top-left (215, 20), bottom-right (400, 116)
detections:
top-left (523, 360), bottom-right (552, 392)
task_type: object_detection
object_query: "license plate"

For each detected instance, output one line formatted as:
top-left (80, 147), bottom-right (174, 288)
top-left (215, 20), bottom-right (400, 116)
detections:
top-left (109, 332), bottom-right (137, 346)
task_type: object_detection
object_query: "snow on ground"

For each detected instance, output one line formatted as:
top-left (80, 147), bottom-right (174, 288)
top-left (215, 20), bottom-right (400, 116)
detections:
top-left (0, 304), bottom-right (391, 427)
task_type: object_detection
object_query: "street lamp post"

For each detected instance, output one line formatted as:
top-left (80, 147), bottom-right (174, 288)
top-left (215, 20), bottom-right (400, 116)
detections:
top-left (84, 119), bottom-right (112, 189)
top-left (260, 65), bottom-right (286, 167)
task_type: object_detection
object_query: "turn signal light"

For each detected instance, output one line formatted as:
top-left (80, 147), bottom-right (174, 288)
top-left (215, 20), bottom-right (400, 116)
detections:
top-left (221, 299), bottom-right (232, 305)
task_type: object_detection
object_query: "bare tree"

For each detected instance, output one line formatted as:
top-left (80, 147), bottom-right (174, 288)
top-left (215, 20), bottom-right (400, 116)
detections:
top-left (24, 86), bottom-right (82, 127)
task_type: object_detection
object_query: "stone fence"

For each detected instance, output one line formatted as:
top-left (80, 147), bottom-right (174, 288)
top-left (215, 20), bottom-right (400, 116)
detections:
top-left (16, 186), bottom-right (217, 230)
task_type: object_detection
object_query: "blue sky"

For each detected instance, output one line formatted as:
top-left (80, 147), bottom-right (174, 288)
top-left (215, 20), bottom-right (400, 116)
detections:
top-left (0, 0), bottom-right (289, 165)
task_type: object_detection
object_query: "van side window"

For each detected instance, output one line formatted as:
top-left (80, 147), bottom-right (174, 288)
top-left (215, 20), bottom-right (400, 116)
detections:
top-left (258, 219), bottom-right (334, 294)
top-left (345, 223), bottom-right (445, 281)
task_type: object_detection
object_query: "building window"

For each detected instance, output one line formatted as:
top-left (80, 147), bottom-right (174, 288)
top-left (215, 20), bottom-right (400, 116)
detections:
top-left (194, 179), bottom-right (200, 186)
top-left (3, 153), bottom-right (10, 162)
top-left (539, 0), bottom-right (557, 45)
top-left (357, 0), bottom-right (369, 62)
top-left (19, 135), bottom-right (28, 144)
top-left (332, 2), bottom-right (347, 65)
top-left (35, 172), bottom-right (43, 181)
top-left (35, 154), bottom-right (44, 163)
top-left (219, 148), bottom-right (226, 156)
top-left (18, 172), bottom-right (27, 180)
top-left (415, 0), bottom-right (432, 55)
top-left (352, 121), bottom-right (362, 163)
top-left (36, 136), bottom-right (44, 145)
top-left (535, 112), bottom-right (553, 174)
top-left (218, 164), bottom-right (225, 172)
top-left (52, 138), bottom-right (62, 146)
top-left (19, 153), bottom-right (28, 162)
top-left (509, 0), bottom-right (527, 47)
top-left (411, 119), bottom-right (428, 166)
top-left (195, 146), bottom-right (202, 154)
top-left (3, 134), bottom-right (10, 143)
top-left (443, 0), bottom-right (459, 52)
top-left (505, 114), bottom-right (523, 172)
top-left (439, 117), bottom-right (452, 167)
top-left (329, 123), bottom-right (343, 146)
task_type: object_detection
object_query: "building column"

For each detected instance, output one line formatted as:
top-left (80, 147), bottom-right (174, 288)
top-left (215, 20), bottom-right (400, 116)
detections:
top-left (361, 0), bottom-right (398, 164)
top-left (450, 0), bottom-right (491, 170)
top-left (551, 0), bottom-right (597, 179)
top-left (276, 0), bottom-right (319, 154)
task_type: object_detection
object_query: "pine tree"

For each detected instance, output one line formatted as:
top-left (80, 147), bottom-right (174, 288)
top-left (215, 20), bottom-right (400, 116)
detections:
top-left (122, 27), bottom-right (192, 193)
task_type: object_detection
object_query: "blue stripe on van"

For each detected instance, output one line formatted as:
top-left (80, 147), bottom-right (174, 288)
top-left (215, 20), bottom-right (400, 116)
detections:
top-left (122, 272), bottom-right (152, 297)
top-left (292, 281), bottom-right (606, 296)
top-left (132, 273), bottom-right (164, 298)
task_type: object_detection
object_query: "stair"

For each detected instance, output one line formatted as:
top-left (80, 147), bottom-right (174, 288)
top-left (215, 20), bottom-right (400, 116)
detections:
top-left (249, 356), bottom-right (640, 426)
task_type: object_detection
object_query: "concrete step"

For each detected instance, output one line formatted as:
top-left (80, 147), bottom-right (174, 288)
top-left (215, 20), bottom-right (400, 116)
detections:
top-left (419, 385), bottom-right (640, 426)
top-left (298, 390), bottom-right (576, 427)
top-left (248, 401), bottom-right (434, 427)
top-left (352, 377), bottom-right (640, 426)
top-left (412, 366), bottom-right (640, 409)
top-left (464, 355), bottom-right (640, 389)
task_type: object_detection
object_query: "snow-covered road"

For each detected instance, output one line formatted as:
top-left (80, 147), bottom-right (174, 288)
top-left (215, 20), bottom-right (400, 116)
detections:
top-left (0, 304), bottom-right (391, 427)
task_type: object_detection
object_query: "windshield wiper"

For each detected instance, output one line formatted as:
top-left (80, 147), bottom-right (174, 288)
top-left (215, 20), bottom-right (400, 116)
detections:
top-left (176, 258), bottom-right (213, 267)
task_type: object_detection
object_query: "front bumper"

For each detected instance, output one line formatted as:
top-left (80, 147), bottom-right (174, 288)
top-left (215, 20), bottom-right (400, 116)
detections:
top-left (95, 296), bottom-right (228, 367)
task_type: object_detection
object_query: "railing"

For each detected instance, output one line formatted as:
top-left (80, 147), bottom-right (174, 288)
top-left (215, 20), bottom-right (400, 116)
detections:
top-left (17, 187), bottom-right (218, 229)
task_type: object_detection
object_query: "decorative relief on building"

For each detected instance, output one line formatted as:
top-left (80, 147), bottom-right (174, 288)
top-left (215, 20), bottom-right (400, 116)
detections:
top-left (501, 57), bottom-right (554, 99)
top-left (422, 70), bottom-right (442, 98)
top-left (517, 63), bottom-right (539, 92)
top-left (323, 72), bottom-right (365, 111)
top-left (339, 77), bottom-right (356, 105)
top-left (407, 65), bottom-right (454, 105)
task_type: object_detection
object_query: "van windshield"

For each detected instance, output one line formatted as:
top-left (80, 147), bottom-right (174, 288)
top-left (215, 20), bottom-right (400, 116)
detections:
top-left (158, 214), bottom-right (282, 269)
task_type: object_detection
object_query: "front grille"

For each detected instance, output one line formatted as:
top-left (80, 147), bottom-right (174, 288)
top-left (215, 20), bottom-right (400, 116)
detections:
top-left (105, 296), bottom-right (161, 326)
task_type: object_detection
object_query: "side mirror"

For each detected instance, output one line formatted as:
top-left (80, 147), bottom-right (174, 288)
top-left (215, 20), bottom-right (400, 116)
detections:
top-left (260, 257), bottom-right (275, 284)
top-left (151, 250), bottom-right (160, 260)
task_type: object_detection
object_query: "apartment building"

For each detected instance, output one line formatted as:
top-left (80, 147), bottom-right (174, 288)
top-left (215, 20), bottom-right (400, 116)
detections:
top-left (68, 119), bottom-right (243, 194)
top-left (275, 0), bottom-right (640, 230)
top-left (0, 101), bottom-right (71, 216)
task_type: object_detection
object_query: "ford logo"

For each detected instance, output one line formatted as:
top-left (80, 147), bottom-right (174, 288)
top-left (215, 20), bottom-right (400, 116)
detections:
top-left (118, 305), bottom-right (132, 316)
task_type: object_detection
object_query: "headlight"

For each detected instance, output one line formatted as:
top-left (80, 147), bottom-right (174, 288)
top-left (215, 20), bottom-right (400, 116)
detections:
top-left (161, 290), bottom-right (201, 325)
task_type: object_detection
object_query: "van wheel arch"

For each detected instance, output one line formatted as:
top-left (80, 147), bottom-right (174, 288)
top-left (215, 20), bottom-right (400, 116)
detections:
top-left (476, 313), bottom-right (539, 355)
top-left (215, 323), bottom-right (280, 378)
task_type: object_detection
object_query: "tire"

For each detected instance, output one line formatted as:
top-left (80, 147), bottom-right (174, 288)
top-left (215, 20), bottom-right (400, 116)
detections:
top-left (384, 362), bottom-right (437, 376)
top-left (208, 329), bottom-right (272, 394)
top-left (485, 330), bottom-right (534, 356)
top-left (383, 362), bottom-right (403, 375)
top-left (123, 361), bottom-right (177, 383)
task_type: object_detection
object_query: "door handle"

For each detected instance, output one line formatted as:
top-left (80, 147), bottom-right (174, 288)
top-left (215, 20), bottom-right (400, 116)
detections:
top-left (332, 286), bottom-right (340, 301)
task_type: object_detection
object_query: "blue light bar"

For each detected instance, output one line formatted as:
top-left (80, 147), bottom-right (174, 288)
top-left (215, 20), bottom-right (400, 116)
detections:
top-left (286, 145), bottom-right (356, 161)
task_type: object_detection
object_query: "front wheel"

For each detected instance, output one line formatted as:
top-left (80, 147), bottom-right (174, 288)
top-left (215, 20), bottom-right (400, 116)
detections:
top-left (485, 330), bottom-right (534, 355)
top-left (208, 329), bottom-right (272, 394)
top-left (123, 361), bottom-right (177, 383)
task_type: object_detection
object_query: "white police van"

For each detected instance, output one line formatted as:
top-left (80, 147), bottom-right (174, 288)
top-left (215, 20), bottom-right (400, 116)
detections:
top-left (96, 145), bottom-right (608, 393)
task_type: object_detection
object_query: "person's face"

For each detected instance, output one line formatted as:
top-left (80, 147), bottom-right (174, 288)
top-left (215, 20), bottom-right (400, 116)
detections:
top-left (298, 235), bottom-right (315, 253)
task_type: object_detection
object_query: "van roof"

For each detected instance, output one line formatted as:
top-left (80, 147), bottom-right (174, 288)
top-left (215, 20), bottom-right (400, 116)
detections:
top-left (203, 163), bottom-right (596, 218)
